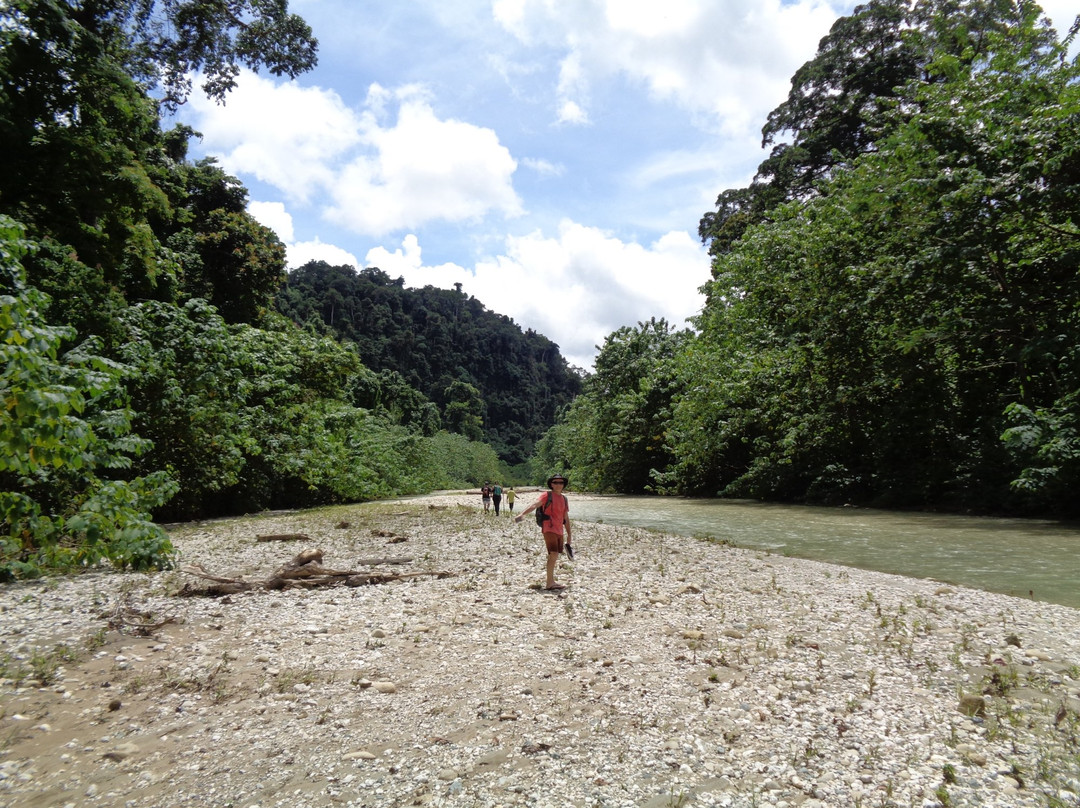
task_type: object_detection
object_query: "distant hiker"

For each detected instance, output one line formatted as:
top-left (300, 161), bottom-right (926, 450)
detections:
top-left (481, 482), bottom-right (492, 512)
top-left (515, 474), bottom-right (573, 590)
top-left (505, 486), bottom-right (516, 514)
top-left (492, 483), bottom-right (503, 515)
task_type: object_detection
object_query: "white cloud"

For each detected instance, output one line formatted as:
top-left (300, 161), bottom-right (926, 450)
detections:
top-left (493, 0), bottom-right (844, 136)
top-left (521, 157), bottom-right (564, 176)
top-left (366, 223), bottom-right (708, 370)
top-left (248, 201), bottom-right (294, 242)
top-left (187, 74), bottom-right (361, 203)
top-left (287, 238), bottom-right (361, 271)
top-left (185, 74), bottom-right (523, 237)
top-left (325, 85), bottom-right (523, 235)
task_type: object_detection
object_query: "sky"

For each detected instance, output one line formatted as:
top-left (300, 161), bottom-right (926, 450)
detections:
top-left (176, 0), bottom-right (1078, 370)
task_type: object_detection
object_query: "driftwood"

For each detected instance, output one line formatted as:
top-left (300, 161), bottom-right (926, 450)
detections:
top-left (104, 596), bottom-right (179, 635)
top-left (256, 532), bottom-right (311, 543)
top-left (179, 548), bottom-right (451, 596)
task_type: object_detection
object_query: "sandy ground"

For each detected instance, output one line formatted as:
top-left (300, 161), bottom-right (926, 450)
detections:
top-left (1, 490), bottom-right (1079, 808)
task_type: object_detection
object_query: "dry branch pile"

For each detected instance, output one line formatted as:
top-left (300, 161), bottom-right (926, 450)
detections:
top-left (179, 547), bottom-right (451, 597)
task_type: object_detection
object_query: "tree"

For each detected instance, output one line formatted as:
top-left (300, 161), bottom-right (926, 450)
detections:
top-left (1, 218), bottom-right (177, 578)
top-left (443, 380), bottom-right (485, 442)
top-left (555, 319), bottom-right (691, 493)
top-left (0, 0), bottom-right (316, 334)
top-left (673, 3), bottom-right (1080, 515)
top-left (698, 0), bottom-right (1055, 259)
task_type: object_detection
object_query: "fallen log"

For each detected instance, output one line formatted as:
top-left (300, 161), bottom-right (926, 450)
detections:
top-left (180, 549), bottom-right (450, 596)
top-left (256, 533), bottom-right (311, 542)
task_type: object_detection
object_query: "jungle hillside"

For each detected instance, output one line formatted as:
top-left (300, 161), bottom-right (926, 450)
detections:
top-left (0, 0), bottom-right (577, 578)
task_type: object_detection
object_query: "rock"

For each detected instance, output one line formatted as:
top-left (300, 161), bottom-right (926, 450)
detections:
top-left (682, 629), bottom-right (705, 640)
top-left (1024, 650), bottom-right (1051, 661)
top-left (343, 750), bottom-right (377, 761)
top-left (437, 768), bottom-right (458, 781)
top-left (958, 696), bottom-right (986, 717)
top-left (372, 681), bottom-right (397, 694)
top-left (102, 742), bottom-right (139, 762)
top-left (723, 629), bottom-right (745, 639)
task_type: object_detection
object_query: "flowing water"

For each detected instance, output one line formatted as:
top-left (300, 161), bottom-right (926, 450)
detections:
top-left (567, 496), bottom-right (1080, 609)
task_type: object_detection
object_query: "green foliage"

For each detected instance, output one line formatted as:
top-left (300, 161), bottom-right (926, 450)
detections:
top-left (671, 3), bottom-right (1080, 514)
top-left (549, 318), bottom-right (690, 493)
top-left (699, 0), bottom-right (1056, 259)
top-left (0, 218), bottom-right (178, 578)
top-left (0, 0), bottom-right (506, 534)
top-left (277, 262), bottom-right (583, 463)
top-left (0, 0), bottom-right (318, 113)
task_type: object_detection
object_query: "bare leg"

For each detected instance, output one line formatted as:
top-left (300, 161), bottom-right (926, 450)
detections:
top-left (546, 551), bottom-right (560, 588)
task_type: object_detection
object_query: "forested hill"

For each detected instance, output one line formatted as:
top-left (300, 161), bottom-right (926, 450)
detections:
top-left (277, 261), bottom-right (583, 463)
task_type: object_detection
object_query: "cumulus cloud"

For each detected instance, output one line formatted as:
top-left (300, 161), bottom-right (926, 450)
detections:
top-left (248, 201), bottom-right (294, 242)
top-left (366, 223), bottom-right (709, 370)
top-left (287, 239), bottom-right (362, 271)
top-left (187, 74), bottom-right (361, 203)
top-left (324, 85), bottom-right (523, 235)
top-left (185, 74), bottom-right (523, 237)
top-left (492, 0), bottom-right (844, 136)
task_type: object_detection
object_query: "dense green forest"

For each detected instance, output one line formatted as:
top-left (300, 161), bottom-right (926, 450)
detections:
top-left (4, 0), bottom-right (1079, 579)
top-left (276, 261), bottom-right (582, 464)
top-left (539, 0), bottom-right (1080, 518)
top-left (0, 0), bottom-right (573, 578)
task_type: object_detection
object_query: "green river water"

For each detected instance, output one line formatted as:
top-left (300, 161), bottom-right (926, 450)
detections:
top-left (566, 496), bottom-right (1080, 609)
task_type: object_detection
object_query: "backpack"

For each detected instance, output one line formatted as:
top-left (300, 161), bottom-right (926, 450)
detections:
top-left (535, 492), bottom-right (567, 527)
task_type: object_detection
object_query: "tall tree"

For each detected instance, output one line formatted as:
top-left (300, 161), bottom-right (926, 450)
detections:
top-left (698, 0), bottom-right (1052, 259)
top-left (1, 218), bottom-right (178, 577)
top-left (550, 319), bottom-right (690, 493)
top-left (673, 3), bottom-right (1080, 515)
top-left (0, 0), bottom-right (315, 330)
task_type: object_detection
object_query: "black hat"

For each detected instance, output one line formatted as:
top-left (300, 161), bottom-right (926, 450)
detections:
top-left (547, 474), bottom-right (569, 488)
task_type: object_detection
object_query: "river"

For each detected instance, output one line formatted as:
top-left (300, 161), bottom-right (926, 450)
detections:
top-left (566, 496), bottom-right (1080, 609)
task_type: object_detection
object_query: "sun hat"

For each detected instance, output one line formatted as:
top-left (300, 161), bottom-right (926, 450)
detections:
top-left (547, 473), bottom-right (569, 488)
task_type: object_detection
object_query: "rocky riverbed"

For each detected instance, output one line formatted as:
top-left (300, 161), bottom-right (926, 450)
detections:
top-left (1, 491), bottom-right (1079, 808)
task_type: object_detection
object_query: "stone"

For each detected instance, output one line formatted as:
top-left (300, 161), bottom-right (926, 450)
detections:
top-left (372, 681), bottom-right (397, 694)
top-left (958, 696), bottom-right (986, 717)
top-left (102, 743), bottom-right (139, 762)
top-left (343, 750), bottom-right (377, 761)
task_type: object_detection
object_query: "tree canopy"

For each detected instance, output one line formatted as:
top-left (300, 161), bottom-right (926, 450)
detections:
top-left (0, 0), bottom-right (516, 576)
top-left (277, 261), bottom-right (584, 465)
top-left (550, 0), bottom-right (1080, 517)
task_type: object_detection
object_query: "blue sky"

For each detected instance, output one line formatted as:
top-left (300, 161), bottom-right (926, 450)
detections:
top-left (176, 0), bottom-right (1077, 369)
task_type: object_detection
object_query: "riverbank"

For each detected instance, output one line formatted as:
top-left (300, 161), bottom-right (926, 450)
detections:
top-left (2, 491), bottom-right (1078, 807)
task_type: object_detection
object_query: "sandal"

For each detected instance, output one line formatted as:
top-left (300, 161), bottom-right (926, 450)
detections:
top-left (545, 583), bottom-right (567, 590)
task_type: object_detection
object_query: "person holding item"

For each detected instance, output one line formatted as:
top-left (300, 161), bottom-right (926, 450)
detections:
top-left (515, 474), bottom-right (572, 590)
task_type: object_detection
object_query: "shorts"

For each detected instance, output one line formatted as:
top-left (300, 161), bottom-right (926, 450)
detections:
top-left (543, 531), bottom-right (564, 553)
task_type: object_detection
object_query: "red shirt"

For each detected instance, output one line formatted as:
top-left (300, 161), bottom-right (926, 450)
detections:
top-left (540, 491), bottom-right (568, 535)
